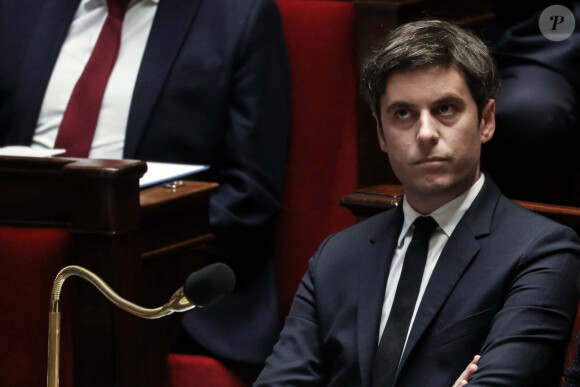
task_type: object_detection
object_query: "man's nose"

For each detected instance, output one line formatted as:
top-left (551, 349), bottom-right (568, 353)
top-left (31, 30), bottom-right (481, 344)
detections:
top-left (417, 112), bottom-right (439, 144)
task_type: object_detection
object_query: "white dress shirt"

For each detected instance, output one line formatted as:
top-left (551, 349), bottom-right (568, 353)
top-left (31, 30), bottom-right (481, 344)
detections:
top-left (378, 174), bottom-right (485, 355)
top-left (33, 0), bottom-right (158, 159)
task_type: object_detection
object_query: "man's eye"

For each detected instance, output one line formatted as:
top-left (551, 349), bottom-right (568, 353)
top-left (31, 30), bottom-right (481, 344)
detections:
top-left (439, 104), bottom-right (454, 114)
top-left (396, 109), bottom-right (410, 119)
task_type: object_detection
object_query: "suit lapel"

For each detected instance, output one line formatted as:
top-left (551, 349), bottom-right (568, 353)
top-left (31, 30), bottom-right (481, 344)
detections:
top-left (123, 0), bottom-right (203, 158)
top-left (7, 0), bottom-right (80, 144)
top-left (397, 223), bottom-right (480, 373)
top-left (395, 178), bottom-right (500, 380)
top-left (358, 208), bottom-right (404, 387)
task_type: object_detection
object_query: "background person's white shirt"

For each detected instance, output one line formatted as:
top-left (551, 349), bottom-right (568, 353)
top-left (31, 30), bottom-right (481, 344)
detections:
top-left (33, 0), bottom-right (158, 159)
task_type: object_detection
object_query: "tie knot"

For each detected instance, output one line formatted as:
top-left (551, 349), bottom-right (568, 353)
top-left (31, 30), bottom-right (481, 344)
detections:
top-left (107, 0), bottom-right (130, 19)
top-left (412, 216), bottom-right (438, 241)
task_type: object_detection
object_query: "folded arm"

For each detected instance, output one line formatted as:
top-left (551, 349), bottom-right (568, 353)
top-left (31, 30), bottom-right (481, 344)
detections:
top-left (467, 229), bottom-right (580, 386)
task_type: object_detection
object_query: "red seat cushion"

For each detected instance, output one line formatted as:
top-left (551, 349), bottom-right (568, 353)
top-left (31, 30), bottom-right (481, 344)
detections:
top-left (167, 354), bottom-right (258, 386)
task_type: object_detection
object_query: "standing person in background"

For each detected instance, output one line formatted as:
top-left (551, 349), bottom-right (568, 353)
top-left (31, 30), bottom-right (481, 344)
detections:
top-left (0, 0), bottom-right (291, 367)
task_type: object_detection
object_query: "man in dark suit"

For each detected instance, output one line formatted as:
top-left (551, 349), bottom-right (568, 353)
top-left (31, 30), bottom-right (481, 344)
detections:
top-left (255, 20), bottom-right (580, 386)
top-left (0, 0), bottom-right (291, 365)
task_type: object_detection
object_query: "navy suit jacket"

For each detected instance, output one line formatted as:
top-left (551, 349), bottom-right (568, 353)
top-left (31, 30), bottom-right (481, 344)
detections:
top-left (488, 0), bottom-right (580, 89)
top-left (256, 178), bottom-right (580, 386)
top-left (0, 0), bottom-right (291, 363)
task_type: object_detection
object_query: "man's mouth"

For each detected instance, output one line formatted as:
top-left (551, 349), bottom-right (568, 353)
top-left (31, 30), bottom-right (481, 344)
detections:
top-left (415, 157), bottom-right (448, 165)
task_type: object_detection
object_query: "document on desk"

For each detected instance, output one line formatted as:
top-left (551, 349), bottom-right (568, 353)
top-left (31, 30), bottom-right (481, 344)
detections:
top-left (140, 161), bottom-right (209, 188)
top-left (0, 146), bottom-right (65, 157)
top-left (0, 146), bottom-right (208, 188)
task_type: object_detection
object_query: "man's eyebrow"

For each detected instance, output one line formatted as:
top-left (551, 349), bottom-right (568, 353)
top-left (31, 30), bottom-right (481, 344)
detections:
top-left (385, 94), bottom-right (466, 113)
top-left (433, 94), bottom-right (466, 106)
top-left (385, 101), bottom-right (416, 112)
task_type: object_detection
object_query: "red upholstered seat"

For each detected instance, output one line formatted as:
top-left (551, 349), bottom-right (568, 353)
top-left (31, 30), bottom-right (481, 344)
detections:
top-left (167, 354), bottom-right (249, 387)
top-left (167, 0), bottom-right (358, 384)
top-left (564, 306), bottom-right (580, 374)
top-left (273, 0), bottom-right (358, 322)
top-left (0, 226), bottom-right (75, 387)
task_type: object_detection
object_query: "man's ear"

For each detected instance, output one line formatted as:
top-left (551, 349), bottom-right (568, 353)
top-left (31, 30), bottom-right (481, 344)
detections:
top-left (480, 99), bottom-right (496, 144)
top-left (374, 113), bottom-right (388, 153)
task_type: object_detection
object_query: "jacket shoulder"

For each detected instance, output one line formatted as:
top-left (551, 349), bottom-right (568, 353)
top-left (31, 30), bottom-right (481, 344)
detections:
top-left (311, 208), bottom-right (400, 266)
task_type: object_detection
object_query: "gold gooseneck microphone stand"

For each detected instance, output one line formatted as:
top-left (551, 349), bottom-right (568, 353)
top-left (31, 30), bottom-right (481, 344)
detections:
top-left (47, 265), bottom-right (198, 387)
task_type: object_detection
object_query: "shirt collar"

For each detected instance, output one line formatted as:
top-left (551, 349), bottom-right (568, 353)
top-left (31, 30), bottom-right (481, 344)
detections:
top-left (398, 173), bottom-right (485, 246)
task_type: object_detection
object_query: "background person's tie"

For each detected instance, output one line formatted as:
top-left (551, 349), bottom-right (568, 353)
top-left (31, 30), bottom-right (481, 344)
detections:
top-left (54, 0), bottom-right (130, 158)
top-left (371, 216), bottom-right (438, 387)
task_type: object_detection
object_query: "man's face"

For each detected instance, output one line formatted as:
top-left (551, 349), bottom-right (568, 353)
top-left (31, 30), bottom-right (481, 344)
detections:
top-left (375, 65), bottom-right (495, 214)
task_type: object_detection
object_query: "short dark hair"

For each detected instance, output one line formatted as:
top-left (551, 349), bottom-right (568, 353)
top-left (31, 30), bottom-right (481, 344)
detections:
top-left (361, 20), bottom-right (500, 120)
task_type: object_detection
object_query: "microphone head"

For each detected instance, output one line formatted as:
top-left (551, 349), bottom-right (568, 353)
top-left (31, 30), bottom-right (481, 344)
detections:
top-left (184, 263), bottom-right (236, 307)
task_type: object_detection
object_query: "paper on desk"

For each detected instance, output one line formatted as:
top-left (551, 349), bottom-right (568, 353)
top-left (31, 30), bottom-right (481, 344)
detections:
top-left (0, 146), bottom-right (65, 157)
top-left (140, 161), bottom-right (208, 188)
top-left (0, 146), bottom-right (207, 188)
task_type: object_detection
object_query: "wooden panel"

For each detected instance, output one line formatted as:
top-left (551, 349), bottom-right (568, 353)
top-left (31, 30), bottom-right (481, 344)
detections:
top-left (0, 156), bottom-right (216, 386)
top-left (140, 181), bottom-right (218, 260)
top-left (341, 184), bottom-right (580, 235)
top-left (0, 156), bottom-right (145, 231)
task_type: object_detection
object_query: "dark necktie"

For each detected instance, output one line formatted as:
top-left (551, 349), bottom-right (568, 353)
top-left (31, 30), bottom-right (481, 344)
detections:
top-left (371, 216), bottom-right (438, 387)
top-left (54, 0), bottom-right (130, 158)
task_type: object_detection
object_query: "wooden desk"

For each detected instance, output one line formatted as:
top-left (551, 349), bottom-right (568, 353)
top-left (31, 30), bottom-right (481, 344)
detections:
top-left (0, 156), bottom-right (218, 386)
top-left (341, 184), bottom-right (580, 235)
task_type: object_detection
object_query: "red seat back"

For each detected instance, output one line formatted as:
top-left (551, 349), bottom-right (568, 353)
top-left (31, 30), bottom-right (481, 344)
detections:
top-left (0, 226), bottom-right (75, 387)
top-left (273, 0), bottom-right (358, 322)
top-left (564, 306), bottom-right (580, 369)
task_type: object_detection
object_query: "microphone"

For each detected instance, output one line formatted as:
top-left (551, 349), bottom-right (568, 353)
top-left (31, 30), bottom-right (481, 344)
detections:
top-left (184, 262), bottom-right (236, 307)
top-left (47, 263), bottom-right (236, 387)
